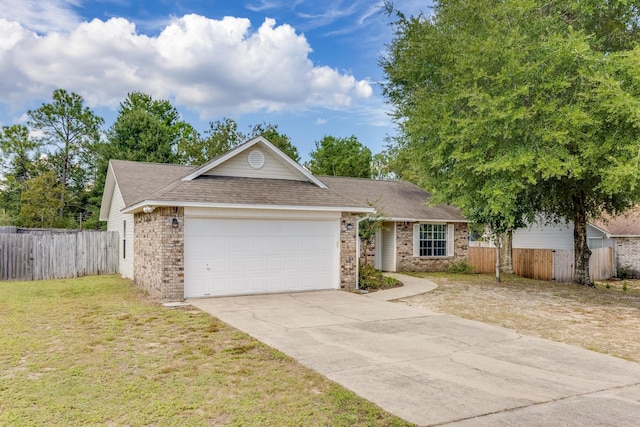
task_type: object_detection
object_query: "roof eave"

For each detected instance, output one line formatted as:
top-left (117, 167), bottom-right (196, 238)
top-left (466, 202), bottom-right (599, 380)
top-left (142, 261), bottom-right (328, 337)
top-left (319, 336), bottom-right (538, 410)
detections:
top-left (122, 200), bottom-right (375, 215)
top-left (385, 217), bottom-right (469, 223)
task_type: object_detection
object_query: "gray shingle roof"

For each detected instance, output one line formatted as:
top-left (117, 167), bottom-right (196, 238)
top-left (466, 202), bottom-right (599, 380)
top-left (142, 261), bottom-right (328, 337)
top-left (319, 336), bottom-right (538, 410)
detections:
top-left (110, 160), bottom-right (195, 207)
top-left (111, 159), bottom-right (370, 210)
top-left (145, 175), bottom-right (368, 208)
top-left (109, 159), bottom-right (465, 220)
top-left (318, 176), bottom-right (467, 221)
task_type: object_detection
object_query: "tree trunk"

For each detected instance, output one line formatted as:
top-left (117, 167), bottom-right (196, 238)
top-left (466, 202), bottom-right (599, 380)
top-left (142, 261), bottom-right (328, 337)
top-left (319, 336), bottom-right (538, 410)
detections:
top-left (495, 233), bottom-right (501, 282)
top-left (573, 194), bottom-right (592, 286)
top-left (500, 231), bottom-right (514, 274)
top-left (60, 152), bottom-right (68, 218)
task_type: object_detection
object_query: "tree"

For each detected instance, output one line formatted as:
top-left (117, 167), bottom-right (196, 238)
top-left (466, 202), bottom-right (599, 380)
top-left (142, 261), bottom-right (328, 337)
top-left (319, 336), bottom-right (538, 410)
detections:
top-left (248, 122), bottom-right (300, 162)
top-left (27, 89), bottom-right (103, 221)
top-left (105, 92), bottom-right (187, 164)
top-left (307, 135), bottom-right (372, 178)
top-left (0, 125), bottom-right (42, 223)
top-left (359, 216), bottom-right (384, 266)
top-left (18, 171), bottom-right (65, 228)
top-left (178, 118), bottom-right (244, 164)
top-left (371, 135), bottom-right (421, 183)
top-left (382, 0), bottom-right (640, 285)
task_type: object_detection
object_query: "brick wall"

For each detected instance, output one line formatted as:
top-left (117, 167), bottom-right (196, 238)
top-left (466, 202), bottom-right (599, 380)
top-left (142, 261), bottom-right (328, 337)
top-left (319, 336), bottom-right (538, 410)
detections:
top-left (134, 207), bottom-right (184, 301)
top-left (396, 222), bottom-right (468, 272)
top-left (615, 237), bottom-right (640, 273)
top-left (340, 213), bottom-right (358, 291)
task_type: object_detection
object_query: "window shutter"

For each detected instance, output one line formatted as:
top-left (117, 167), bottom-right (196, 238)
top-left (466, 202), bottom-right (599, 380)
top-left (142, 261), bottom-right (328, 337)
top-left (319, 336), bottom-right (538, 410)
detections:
top-left (447, 224), bottom-right (455, 257)
top-left (413, 223), bottom-right (420, 257)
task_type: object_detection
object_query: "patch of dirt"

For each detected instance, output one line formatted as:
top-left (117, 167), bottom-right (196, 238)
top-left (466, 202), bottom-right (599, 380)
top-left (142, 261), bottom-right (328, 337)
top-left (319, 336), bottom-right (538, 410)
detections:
top-left (400, 274), bottom-right (640, 362)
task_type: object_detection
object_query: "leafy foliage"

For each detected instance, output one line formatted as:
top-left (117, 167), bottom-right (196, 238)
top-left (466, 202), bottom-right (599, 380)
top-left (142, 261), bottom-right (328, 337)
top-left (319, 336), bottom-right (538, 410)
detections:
top-left (358, 263), bottom-right (402, 291)
top-left (18, 171), bottom-right (65, 228)
top-left (179, 117), bottom-right (245, 164)
top-left (382, 0), bottom-right (640, 285)
top-left (446, 260), bottom-right (475, 274)
top-left (249, 122), bottom-right (301, 162)
top-left (307, 135), bottom-right (372, 178)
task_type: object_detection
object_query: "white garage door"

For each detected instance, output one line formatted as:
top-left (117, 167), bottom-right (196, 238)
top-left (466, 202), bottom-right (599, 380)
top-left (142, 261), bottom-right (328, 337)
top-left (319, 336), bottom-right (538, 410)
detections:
top-left (184, 218), bottom-right (340, 298)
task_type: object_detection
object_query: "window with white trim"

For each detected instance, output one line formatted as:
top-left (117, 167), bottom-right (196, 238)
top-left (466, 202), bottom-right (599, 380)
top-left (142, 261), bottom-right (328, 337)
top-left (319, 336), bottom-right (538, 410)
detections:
top-left (413, 223), bottom-right (455, 257)
top-left (123, 220), bottom-right (127, 259)
top-left (419, 224), bottom-right (447, 256)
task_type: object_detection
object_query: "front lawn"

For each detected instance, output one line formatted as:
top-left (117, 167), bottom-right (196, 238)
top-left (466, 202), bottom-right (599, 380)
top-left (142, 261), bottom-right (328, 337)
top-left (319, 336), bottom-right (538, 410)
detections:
top-left (403, 273), bottom-right (640, 362)
top-left (0, 276), bottom-right (411, 426)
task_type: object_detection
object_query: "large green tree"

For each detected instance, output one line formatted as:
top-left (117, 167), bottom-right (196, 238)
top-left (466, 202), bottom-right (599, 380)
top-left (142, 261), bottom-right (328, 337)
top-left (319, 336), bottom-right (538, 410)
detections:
top-left (382, 0), bottom-right (640, 285)
top-left (27, 89), bottom-right (104, 223)
top-left (105, 92), bottom-right (193, 164)
top-left (307, 135), bottom-right (372, 178)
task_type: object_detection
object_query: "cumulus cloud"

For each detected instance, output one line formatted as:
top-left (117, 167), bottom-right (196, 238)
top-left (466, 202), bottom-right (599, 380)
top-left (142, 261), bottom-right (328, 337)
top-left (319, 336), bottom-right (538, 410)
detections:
top-left (0, 14), bottom-right (372, 117)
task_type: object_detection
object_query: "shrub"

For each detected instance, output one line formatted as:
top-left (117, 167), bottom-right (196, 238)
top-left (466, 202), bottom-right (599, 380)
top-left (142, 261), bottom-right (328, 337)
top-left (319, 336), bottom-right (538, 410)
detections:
top-left (616, 265), bottom-right (639, 280)
top-left (358, 263), bottom-right (402, 291)
top-left (446, 260), bottom-right (475, 274)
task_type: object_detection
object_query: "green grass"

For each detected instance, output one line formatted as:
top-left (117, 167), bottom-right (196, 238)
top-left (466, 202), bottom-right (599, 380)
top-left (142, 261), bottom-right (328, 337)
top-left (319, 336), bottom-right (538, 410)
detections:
top-left (0, 276), bottom-right (413, 426)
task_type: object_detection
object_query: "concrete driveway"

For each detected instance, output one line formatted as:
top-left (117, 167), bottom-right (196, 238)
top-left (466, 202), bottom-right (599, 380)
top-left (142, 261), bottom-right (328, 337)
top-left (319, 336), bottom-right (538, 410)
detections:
top-left (190, 275), bottom-right (640, 426)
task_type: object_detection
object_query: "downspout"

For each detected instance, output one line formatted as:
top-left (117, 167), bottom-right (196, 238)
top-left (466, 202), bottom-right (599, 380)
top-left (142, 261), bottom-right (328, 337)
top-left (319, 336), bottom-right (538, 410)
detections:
top-left (355, 217), bottom-right (361, 291)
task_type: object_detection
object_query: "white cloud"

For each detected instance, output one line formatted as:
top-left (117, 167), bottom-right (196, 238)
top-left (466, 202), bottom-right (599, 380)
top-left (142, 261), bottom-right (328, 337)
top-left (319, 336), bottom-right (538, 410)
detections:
top-left (0, 0), bottom-right (81, 33)
top-left (0, 14), bottom-right (372, 118)
top-left (315, 118), bottom-right (327, 125)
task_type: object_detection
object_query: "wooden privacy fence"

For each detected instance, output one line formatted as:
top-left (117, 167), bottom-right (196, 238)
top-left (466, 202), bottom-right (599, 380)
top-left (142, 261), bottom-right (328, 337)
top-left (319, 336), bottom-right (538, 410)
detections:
top-left (0, 231), bottom-right (119, 281)
top-left (467, 246), bottom-right (613, 282)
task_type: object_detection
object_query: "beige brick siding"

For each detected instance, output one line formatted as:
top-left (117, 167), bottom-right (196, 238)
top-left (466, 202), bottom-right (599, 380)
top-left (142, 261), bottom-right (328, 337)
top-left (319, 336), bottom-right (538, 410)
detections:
top-left (134, 207), bottom-right (184, 301)
top-left (340, 213), bottom-right (358, 291)
top-left (615, 238), bottom-right (640, 273)
top-left (396, 222), bottom-right (468, 272)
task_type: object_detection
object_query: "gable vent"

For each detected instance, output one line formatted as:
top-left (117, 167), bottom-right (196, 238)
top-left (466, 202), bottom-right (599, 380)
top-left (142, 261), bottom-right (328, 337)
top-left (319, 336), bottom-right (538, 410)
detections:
top-left (248, 149), bottom-right (265, 169)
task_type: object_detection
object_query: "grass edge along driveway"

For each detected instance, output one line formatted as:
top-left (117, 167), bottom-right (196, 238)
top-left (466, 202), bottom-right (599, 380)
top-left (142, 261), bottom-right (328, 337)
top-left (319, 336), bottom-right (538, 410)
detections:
top-left (0, 275), bottom-right (412, 427)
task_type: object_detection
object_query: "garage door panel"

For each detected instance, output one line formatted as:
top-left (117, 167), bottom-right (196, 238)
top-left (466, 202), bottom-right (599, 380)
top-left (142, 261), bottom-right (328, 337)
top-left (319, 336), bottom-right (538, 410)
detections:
top-left (184, 218), bottom-right (339, 298)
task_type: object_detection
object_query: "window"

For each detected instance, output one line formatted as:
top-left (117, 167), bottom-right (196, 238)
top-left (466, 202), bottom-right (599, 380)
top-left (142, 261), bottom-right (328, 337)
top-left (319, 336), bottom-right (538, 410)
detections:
top-left (419, 224), bottom-right (447, 257)
top-left (123, 220), bottom-right (126, 259)
top-left (588, 237), bottom-right (603, 249)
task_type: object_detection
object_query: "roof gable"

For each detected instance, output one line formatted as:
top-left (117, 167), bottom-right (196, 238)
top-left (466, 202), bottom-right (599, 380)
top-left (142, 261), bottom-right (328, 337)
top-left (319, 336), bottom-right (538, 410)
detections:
top-left (182, 136), bottom-right (327, 188)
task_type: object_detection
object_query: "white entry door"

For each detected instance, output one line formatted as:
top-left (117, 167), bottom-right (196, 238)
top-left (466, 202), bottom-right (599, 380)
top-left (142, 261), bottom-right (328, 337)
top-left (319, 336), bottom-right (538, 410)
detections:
top-left (184, 218), bottom-right (339, 298)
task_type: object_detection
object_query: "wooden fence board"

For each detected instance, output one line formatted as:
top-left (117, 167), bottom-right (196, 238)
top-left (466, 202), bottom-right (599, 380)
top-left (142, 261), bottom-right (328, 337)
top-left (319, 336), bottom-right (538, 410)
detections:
top-left (590, 247), bottom-right (613, 281)
top-left (467, 247), bottom-right (496, 273)
top-left (468, 246), bottom-right (612, 282)
top-left (513, 248), bottom-right (553, 281)
top-left (0, 231), bottom-right (118, 281)
top-left (552, 249), bottom-right (574, 282)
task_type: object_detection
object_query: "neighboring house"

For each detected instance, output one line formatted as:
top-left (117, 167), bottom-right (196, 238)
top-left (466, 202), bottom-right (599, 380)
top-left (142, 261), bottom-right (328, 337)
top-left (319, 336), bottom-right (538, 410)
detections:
top-left (512, 209), bottom-right (640, 273)
top-left (100, 136), bottom-right (467, 301)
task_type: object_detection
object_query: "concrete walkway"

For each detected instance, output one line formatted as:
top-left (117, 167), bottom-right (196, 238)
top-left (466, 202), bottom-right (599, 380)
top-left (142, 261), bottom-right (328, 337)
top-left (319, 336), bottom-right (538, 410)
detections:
top-left (190, 274), bottom-right (640, 426)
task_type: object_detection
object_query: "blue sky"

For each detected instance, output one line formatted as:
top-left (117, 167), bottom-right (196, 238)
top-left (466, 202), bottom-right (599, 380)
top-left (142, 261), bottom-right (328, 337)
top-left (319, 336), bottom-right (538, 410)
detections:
top-left (0, 0), bottom-right (428, 162)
